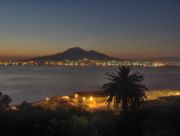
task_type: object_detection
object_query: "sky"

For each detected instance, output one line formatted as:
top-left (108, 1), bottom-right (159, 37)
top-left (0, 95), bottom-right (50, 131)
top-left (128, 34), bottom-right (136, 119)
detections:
top-left (0, 0), bottom-right (180, 60)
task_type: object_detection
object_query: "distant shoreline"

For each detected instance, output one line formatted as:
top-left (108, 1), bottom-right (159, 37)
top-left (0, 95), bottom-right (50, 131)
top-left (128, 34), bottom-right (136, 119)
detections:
top-left (9, 90), bottom-right (180, 106)
top-left (1, 58), bottom-right (180, 68)
top-left (11, 90), bottom-right (180, 109)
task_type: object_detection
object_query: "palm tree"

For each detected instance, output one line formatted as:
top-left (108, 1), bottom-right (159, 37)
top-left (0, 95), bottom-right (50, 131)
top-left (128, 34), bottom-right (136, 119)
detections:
top-left (102, 66), bottom-right (148, 113)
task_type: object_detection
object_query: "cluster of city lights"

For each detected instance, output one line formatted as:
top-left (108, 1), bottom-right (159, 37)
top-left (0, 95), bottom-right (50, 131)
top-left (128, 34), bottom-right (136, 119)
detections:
top-left (74, 93), bottom-right (94, 103)
top-left (0, 59), bottom-right (180, 67)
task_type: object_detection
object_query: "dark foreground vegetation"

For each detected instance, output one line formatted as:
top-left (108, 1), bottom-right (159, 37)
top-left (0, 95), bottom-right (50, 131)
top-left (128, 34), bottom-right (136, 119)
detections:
top-left (0, 100), bottom-right (180, 136)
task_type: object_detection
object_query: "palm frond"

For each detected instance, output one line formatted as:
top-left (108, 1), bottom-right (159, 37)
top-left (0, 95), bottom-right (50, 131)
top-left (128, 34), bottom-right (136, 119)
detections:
top-left (102, 66), bottom-right (148, 112)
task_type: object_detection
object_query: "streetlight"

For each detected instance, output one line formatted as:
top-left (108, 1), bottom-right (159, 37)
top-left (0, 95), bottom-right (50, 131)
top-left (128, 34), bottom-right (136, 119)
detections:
top-left (75, 94), bottom-right (78, 99)
top-left (89, 96), bottom-right (94, 102)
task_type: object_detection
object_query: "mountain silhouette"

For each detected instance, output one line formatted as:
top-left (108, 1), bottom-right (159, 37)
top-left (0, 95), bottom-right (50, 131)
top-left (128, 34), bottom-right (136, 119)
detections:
top-left (28, 47), bottom-right (118, 62)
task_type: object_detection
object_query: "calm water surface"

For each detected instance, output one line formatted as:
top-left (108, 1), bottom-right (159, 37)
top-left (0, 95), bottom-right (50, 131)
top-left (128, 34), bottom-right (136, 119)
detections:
top-left (0, 66), bottom-right (180, 104)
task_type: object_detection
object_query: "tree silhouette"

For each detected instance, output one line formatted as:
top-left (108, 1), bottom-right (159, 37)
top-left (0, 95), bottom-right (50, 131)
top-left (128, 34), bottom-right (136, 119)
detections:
top-left (0, 93), bottom-right (12, 109)
top-left (102, 66), bottom-right (148, 113)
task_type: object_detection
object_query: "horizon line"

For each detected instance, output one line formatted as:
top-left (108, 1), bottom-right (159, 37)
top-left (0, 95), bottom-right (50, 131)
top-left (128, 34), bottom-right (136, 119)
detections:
top-left (0, 47), bottom-right (180, 61)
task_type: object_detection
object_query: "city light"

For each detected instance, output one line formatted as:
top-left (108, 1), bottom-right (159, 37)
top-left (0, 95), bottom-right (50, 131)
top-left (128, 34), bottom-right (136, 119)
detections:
top-left (62, 96), bottom-right (70, 99)
top-left (89, 96), bottom-right (94, 102)
top-left (0, 59), bottom-right (179, 67)
top-left (83, 97), bottom-right (86, 102)
top-left (45, 97), bottom-right (50, 102)
top-left (75, 94), bottom-right (78, 99)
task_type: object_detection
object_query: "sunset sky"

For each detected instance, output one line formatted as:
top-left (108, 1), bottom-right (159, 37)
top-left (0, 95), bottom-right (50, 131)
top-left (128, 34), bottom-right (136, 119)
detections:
top-left (0, 0), bottom-right (180, 60)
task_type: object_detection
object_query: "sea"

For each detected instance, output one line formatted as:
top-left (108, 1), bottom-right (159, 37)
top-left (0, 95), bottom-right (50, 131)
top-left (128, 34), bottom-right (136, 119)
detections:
top-left (0, 66), bottom-right (180, 104)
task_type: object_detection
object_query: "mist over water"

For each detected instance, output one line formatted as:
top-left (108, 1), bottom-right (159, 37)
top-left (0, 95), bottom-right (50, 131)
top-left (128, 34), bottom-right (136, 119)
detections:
top-left (0, 66), bottom-right (180, 104)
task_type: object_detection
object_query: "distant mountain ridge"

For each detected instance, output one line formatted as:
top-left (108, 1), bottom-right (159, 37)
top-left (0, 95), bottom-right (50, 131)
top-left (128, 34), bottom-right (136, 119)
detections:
top-left (28, 47), bottom-right (119, 62)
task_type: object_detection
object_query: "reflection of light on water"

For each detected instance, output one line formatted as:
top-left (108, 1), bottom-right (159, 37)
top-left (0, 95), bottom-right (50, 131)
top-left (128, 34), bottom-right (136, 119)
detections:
top-left (146, 90), bottom-right (180, 100)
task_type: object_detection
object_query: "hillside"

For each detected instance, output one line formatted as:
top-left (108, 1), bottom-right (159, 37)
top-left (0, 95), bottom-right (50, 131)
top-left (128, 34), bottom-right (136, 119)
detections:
top-left (28, 47), bottom-right (119, 62)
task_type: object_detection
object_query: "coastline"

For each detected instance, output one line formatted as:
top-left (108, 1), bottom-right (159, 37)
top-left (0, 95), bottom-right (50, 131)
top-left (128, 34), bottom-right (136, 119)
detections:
top-left (11, 89), bottom-right (180, 111)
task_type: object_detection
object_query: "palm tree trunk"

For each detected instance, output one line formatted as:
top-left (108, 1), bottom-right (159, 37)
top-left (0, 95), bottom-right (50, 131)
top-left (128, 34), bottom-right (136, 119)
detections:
top-left (122, 99), bottom-right (128, 113)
